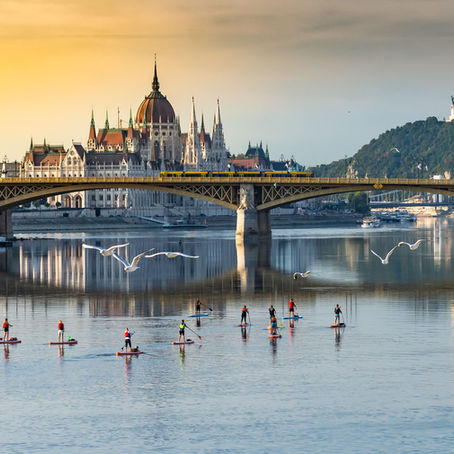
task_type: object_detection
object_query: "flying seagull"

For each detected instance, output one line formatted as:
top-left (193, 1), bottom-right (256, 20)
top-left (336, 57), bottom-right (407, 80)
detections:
top-left (145, 252), bottom-right (199, 259)
top-left (293, 271), bottom-right (311, 280)
top-left (370, 246), bottom-right (398, 265)
top-left (398, 239), bottom-right (424, 250)
top-left (112, 249), bottom-right (155, 272)
top-left (390, 147), bottom-right (400, 153)
top-left (82, 242), bottom-right (129, 256)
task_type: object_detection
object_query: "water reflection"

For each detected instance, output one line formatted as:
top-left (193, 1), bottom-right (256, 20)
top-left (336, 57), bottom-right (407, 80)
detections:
top-left (1, 219), bottom-right (454, 318)
top-left (333, 327), bottom-right (344, 350)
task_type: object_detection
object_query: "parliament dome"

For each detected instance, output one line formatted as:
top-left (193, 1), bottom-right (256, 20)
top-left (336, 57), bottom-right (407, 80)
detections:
top-left (136, 63), bottom-right (176, 125)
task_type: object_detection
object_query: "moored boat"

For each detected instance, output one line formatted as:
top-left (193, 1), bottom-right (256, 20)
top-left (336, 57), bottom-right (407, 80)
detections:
top-left (361, 216), bottom-right (380, 228)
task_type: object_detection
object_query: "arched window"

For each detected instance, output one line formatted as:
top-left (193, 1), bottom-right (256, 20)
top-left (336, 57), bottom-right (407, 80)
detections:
top-left (154, 141), bottom-right (160, 159)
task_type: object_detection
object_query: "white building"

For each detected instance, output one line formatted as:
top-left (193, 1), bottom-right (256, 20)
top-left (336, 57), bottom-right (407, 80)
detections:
top-left (20, 61), bottom-right (229, 213)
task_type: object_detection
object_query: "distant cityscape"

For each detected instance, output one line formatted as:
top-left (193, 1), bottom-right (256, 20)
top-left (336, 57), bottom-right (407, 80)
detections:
top-left (1, 62), bottom-right (303, 217)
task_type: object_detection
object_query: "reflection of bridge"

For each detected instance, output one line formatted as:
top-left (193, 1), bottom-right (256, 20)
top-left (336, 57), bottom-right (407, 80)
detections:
top-left (2, 235), bottom-right (451, 319)
top-left (2, 176), bottom-right (454, 237)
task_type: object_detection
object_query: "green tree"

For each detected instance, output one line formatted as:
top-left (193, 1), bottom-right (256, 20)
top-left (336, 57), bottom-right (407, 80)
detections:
top-left (310, 117), bottom-right (454, 178)
top-left (348, 192), bottom-right (369, 213)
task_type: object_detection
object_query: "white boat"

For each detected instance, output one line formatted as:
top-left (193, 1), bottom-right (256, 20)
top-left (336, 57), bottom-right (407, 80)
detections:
top-left (361, 216), bottom-right (380, 228)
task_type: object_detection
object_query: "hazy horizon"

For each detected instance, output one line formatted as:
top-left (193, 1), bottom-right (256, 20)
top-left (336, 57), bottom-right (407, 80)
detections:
top-left (2, 0), bottom-right (454, 167)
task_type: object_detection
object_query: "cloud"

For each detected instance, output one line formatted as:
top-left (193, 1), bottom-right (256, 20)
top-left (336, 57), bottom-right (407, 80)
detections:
top-left (2, 0), bottom-right (454, 56)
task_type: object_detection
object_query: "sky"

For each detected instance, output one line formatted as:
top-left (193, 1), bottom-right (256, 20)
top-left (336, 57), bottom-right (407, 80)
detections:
top-left (2, 0), bottom-right (454, 166)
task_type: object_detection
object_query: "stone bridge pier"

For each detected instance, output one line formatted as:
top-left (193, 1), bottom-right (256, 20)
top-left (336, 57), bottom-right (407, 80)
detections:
top-left (236, 184), bottom-right (271, 238)
top-left (0, 210), bottom-right (12, 240)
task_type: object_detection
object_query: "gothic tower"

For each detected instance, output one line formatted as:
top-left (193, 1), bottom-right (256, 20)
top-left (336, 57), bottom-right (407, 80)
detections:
top-left (184, 97), bottom-right (201, 168)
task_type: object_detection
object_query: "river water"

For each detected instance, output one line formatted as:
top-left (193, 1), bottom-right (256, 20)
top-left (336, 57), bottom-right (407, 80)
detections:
top-left (1, 217), bottom-right (454, 453)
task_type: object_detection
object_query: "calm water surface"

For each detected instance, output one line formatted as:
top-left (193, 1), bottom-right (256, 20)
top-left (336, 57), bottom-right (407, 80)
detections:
top-left (1, 217), bottom-right (454, 453)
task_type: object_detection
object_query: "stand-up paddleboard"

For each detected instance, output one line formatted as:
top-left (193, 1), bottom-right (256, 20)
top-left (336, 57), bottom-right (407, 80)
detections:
top-left (238, 323), bottom-right (250, 327)
top-left (329, 323), bottom-right (346, 328)
top-left (116, 351), bottom-right (144, 356)
top-left (269, 334), bottom-right (282, 338)
top-left (172, 339), bottom-right (195, 345)
top-left (188, 313), bottom-right (209, 318)
top-left (0, 339), bottom-right (21, 344)
top-left (49, 340), bottom-right (78, 345)
top-left (266, 326), bottom-right (284, 330)
top-left (282, 315), bottom-right (303, 320)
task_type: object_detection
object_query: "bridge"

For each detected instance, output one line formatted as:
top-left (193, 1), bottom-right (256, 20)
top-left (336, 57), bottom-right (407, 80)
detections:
top-left (2, 175), bottom-right (454, 238)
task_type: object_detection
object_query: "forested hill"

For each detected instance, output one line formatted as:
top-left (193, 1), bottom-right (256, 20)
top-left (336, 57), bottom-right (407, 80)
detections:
top-left (311, 117), bottom-right (454, 178)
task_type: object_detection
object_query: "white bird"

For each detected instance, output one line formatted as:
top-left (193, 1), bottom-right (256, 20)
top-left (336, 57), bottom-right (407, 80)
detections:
top-left (112, 249), bottom-right (155, 272)
top-left (145, 251), bottom-right (199, 259)
top-left (82, 242), bottom-right (129, 256)
top-left (390, 147), bottom-right (400, 153)
top-left (370, 246), bottom-right (398, 265)
top-left (293, 271), bottom-right (311, 280)
top-left (398, 239), bottom-right (424, 250)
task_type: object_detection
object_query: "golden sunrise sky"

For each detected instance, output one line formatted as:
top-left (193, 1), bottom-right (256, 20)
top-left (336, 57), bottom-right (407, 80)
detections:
top-left (2, 0), bottom-right (454, 165)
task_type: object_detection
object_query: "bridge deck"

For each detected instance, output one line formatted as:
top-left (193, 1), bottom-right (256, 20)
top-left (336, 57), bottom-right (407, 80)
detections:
top-left (1, 176), bottom-right (453, 185)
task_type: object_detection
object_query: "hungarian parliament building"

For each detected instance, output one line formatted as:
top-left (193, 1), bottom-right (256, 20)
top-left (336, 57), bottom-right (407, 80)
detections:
top-left (19, 63), bottom-right (230, 214)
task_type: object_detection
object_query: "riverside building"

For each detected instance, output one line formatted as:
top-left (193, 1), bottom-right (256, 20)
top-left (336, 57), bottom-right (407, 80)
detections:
top-left (20, 62), bottom-right (229, 215)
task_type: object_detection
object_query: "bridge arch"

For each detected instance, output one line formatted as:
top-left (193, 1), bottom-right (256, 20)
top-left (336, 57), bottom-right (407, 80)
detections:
top-left (2, 176), bottom-right (454, 238)
top-left (256, 184), bottom-right (454, 210)
top-left (0, 182), bottom-right (238, 211)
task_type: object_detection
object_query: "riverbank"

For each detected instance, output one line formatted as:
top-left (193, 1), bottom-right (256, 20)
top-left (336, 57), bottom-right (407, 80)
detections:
top-left (12, 213), bottom-right (361, 233)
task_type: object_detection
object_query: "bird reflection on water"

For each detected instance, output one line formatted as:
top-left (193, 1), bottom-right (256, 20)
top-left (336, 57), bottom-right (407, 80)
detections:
top-left (1, 220), bottom-right (454, 318)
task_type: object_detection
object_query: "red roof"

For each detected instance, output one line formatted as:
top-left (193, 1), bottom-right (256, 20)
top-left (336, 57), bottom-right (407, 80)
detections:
top-left (96, 129), bottom-right (127, 147)
top-left (231, 158), bottom-right (259, 169)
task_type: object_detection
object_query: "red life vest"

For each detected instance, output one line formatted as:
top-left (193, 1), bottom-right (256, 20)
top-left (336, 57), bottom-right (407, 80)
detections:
top-left (3, 322), bottom-right (7, 328)
top-left (124, 330), bottom-right (130, 339)
top-left (58, 322), bottom-right (64, 330)
top-left (289, 300), bottom-right (294, 309)
top-left (242, 307), bottom-right (247, 312)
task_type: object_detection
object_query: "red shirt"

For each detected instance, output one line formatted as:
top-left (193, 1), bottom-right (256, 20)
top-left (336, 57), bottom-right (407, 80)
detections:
top-left (124, 331), bottom-right (130, 339)
top-left (289, 301), bottom-right (295, 309)
top-left (58, 322), bottom-right (64, 330)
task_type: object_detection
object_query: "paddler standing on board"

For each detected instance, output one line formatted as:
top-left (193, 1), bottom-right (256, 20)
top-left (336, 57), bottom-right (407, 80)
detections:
top-left (123, 328), bottom-right (132, 352)
top-left (334, 304), bottom-right (343, 327)
top-left (269, 305), bottom-right (276, 320)
top-left (288, 298), bottom-right (297, 317)
top-left (57, 320), bottom-right (64, 343)
top-left (178, 320), bottom-right (186, 343)
top-left (2, 318), bottom-right (12, 341)
top-left (195, 299), bottom-right (201, 314)
top-left (240, 305), bottom-right (249, 325)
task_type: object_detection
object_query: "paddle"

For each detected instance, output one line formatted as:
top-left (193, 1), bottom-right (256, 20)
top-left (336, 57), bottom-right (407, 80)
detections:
top-left (185, 325), bottom-right (202, 340)
top-left (200, 301), bottom-right (213, 312)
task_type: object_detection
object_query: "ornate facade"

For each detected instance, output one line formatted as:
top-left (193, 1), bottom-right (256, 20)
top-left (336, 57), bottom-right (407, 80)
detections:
top-left (20, 61), bottom-right (229, 211)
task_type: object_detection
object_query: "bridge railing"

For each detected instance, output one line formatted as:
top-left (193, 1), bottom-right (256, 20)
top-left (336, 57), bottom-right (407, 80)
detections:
top-left (0, 176), bottom-right (451, 186)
